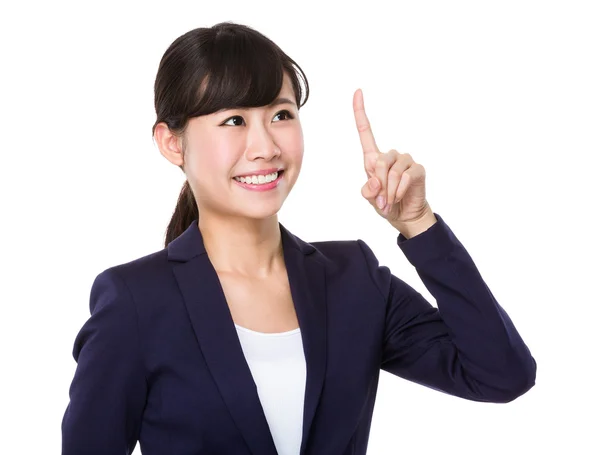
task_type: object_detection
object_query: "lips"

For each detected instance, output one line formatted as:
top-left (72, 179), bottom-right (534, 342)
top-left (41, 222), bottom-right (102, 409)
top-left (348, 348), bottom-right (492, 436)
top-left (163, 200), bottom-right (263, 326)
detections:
top-left (232, 169), bottom-right (284, 191)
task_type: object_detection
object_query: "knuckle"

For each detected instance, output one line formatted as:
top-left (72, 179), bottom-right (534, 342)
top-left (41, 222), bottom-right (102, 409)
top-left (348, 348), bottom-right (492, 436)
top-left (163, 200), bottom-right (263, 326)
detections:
top-left (375, 159), bottom-right (387, 169)
top-left (388, 168), bottom-right (400, 179)
top-left (357, 122), bottom-right (371, 133)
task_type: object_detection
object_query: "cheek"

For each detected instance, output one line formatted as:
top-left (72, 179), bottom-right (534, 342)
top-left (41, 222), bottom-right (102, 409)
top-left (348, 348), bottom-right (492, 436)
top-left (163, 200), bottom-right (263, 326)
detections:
top-left (191, 137), bottom-right (238, 177)
top-left (282, 126), bottom-right (304, 160)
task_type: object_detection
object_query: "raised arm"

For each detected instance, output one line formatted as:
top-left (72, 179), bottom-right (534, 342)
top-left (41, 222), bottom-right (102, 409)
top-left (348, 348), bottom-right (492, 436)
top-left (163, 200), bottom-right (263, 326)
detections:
top-left (358, 214), bottom-right (536, 403)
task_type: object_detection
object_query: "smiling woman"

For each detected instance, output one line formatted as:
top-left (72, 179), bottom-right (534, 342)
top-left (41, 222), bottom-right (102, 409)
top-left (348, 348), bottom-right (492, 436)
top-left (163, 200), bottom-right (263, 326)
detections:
top-left (61, 20), bottom-right (536, 455)
top-left (149, 22), bottom-right (310, 246)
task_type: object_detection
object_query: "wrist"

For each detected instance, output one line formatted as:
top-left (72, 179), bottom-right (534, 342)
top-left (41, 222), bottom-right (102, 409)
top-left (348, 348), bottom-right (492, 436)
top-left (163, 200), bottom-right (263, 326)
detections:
top-left (392, 208), bottom-right (437, 239)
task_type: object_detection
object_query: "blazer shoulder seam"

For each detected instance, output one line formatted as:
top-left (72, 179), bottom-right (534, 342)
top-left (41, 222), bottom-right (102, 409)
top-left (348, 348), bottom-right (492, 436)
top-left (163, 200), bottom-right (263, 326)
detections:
top-left (105, 267), bottom-right (149, 385)
top-left (355, 239), bottom-right (389, 304)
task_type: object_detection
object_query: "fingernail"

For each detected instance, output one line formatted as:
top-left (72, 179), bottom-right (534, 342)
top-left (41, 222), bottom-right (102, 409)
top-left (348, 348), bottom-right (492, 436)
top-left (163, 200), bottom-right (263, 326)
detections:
top-left (376, 196), bottom-right (385, 209)
top-left (368, 178), bottom-right (378, 190)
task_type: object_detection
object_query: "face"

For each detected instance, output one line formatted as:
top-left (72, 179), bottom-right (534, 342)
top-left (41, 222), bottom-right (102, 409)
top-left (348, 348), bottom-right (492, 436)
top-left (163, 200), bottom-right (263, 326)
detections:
top-left (180, 73), bottom-right (304, 221)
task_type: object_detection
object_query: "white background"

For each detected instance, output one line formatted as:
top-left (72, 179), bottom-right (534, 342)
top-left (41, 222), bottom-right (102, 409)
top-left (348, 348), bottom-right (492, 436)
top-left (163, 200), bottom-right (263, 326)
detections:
top-left (1, 0), bottom-right (599, 453)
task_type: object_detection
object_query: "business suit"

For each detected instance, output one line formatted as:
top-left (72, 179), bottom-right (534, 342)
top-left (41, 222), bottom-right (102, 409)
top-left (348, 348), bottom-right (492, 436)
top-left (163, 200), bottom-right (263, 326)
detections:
top-left (61, 213), bottom-right (536, 454)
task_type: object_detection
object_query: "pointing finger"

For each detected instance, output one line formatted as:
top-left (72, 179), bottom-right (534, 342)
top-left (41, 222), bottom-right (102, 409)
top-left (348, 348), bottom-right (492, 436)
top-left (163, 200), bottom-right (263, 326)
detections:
top-left (353, 89), bottom-right (380, 158)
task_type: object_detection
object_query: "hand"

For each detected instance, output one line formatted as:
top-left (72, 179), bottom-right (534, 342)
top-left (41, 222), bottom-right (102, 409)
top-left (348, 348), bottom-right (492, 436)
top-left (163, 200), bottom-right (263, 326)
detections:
top-left (353, 88), bottom-right (433, 228)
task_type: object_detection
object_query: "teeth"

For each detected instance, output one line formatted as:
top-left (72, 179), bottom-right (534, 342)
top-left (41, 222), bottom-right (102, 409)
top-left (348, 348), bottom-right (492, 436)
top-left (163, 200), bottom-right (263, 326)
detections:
top-left (234, 171), bottom-right (279, 185)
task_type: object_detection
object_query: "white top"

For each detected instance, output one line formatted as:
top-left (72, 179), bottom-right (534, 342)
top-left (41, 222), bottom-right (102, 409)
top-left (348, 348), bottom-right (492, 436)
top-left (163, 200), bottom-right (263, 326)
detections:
top-left (235, 323), bottom-right (306, 455)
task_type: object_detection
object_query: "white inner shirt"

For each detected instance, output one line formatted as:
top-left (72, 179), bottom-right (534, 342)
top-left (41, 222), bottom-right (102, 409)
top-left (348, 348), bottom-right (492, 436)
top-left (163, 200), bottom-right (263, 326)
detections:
top-left (235, 323), bottom-right (306, 455)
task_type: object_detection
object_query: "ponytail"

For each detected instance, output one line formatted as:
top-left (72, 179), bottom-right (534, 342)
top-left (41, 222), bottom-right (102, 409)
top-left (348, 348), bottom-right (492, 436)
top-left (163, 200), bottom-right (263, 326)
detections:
top-left (164, 180), bottom-right (198, 248)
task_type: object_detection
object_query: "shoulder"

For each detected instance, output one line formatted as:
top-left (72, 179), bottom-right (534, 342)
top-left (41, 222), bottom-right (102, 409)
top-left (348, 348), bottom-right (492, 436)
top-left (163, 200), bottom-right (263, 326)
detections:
top-left (280, 219), bottom-right (385, 271)
top-left (296, 234), bottom-right (388, 286)
top-left (307, 238), bottom-right (383, 272)
top-left (94, 246), bottom-right (174, 300)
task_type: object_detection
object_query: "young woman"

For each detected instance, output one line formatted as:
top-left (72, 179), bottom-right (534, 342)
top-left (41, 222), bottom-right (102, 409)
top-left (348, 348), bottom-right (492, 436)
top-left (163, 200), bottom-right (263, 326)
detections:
top-left (61, 21), bottom-right (536, 455)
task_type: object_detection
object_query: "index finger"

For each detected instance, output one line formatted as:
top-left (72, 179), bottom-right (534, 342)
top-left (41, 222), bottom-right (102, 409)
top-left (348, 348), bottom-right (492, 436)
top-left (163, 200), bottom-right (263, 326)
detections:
top-left (353, 88), bottom-right (380, 156)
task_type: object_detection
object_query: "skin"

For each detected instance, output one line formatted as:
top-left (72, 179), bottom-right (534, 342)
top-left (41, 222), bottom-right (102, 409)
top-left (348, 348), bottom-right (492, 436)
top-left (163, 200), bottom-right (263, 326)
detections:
top-left (353, 88), bottom-right (437, 238)
top-left (155, 75), bottom-right (437, 279)
top-left (155, 73), bottom-right (303, 277)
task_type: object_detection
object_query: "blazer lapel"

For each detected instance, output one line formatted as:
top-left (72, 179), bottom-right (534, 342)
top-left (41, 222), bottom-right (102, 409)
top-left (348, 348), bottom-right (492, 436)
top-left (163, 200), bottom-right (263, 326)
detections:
top-left (167, 219), bottom-right (328, 455)
top-left (279, 224), bottom-right (328, 455)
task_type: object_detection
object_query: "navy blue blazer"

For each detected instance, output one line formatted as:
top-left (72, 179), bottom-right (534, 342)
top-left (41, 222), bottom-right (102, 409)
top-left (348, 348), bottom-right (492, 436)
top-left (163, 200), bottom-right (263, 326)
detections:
top-left (61, 213), bottom-right (536, 454)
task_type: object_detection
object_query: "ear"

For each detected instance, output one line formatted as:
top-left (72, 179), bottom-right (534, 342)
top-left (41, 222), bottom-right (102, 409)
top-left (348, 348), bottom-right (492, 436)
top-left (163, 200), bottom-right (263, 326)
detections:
top-left (154, 122), bottom-right (184, 168)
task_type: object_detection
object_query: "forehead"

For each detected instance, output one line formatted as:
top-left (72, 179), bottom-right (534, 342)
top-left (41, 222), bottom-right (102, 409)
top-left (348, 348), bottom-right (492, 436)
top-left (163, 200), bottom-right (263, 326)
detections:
top-left (217, 72), bottom-right (296, 112)
top-left (279, 72), bottom-right (294, 95)
top-left (188, 72), bottom-right (297, 129)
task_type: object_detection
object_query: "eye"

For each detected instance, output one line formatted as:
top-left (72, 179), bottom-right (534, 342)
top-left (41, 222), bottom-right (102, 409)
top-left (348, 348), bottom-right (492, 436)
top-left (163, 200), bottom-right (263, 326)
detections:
top-left (273, 110), bottom-right (294, 122)
top-left (221, 110), bottom-right (295, 127)
top-left (222, 116), bottom-right (245, 127)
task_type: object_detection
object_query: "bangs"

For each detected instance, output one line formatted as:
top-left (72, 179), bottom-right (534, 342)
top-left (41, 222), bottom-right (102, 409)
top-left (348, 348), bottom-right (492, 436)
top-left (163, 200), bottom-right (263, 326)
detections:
top-left (190, 28), bottom-right (290, 117)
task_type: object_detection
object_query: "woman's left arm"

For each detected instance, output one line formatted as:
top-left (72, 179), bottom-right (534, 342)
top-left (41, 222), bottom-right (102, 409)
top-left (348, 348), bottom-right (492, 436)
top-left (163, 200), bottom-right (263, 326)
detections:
top-left (358, 214), bottom-right (537, 403)
top-left (352, 88), bottom-right (536, 402)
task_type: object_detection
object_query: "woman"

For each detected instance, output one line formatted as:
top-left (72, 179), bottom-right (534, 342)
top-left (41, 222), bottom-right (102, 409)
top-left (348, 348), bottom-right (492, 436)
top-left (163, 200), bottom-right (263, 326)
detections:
top-left (61, 22), bottom-right (536, 455)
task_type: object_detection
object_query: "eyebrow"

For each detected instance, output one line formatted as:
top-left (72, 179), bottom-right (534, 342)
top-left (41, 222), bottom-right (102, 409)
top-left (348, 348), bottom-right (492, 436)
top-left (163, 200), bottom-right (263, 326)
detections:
top-left (217, 97), bottom-right (296, 114)
top-left (268, 97), bottom-right (296, 108)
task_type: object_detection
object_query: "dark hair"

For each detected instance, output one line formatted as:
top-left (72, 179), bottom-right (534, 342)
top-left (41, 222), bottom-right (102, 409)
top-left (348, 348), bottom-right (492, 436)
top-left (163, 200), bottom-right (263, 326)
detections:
top-left (152, 22), bottom-right (310, 248)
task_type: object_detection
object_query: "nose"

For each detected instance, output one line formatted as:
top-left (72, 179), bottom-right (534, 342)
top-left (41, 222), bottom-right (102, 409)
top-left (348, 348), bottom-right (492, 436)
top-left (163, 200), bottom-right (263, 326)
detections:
top-left (244, 123), bottom-right (281, 162)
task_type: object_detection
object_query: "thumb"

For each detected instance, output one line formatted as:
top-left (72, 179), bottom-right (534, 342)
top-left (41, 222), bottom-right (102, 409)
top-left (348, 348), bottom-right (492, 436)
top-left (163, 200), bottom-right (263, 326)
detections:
top-left (361, 177), bottom-right (380, 202)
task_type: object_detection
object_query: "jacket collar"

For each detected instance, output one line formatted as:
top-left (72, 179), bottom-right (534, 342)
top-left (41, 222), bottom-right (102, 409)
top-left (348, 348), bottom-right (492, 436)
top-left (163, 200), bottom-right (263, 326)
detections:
top-left (167, 219), bottom-right (316, 262)
top-left (167, 219), bottom-right (327, 455)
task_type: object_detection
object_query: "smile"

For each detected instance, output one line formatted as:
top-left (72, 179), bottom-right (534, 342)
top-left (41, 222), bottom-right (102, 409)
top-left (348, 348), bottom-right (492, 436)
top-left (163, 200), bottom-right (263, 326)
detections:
top-left (232, 171), bottom-right (284, 191)
top-left (234, 170), bottom-right (280, 184)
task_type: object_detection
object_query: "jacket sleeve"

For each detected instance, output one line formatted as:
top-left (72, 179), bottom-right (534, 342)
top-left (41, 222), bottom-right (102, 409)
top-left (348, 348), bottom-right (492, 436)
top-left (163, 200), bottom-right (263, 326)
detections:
top-left (61, 268), bottom-right (147, 454)
top-left (357, 213), bottom-right (536, 403)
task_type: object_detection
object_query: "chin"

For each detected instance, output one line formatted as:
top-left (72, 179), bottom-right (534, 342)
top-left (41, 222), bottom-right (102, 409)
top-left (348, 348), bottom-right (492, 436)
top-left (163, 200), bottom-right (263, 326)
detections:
top-left (243, 206), bottom-right (282, 220)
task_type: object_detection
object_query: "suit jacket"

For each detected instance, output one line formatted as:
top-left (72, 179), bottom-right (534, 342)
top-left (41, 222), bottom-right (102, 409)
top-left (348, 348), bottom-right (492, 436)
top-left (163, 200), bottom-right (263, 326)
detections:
top-left (61, 213), bottom-right (536, 455)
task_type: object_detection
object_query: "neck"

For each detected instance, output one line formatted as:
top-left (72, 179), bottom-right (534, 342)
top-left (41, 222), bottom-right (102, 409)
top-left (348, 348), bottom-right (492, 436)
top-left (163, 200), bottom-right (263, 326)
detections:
top-left (198, 213), bottom-right (283, 277)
